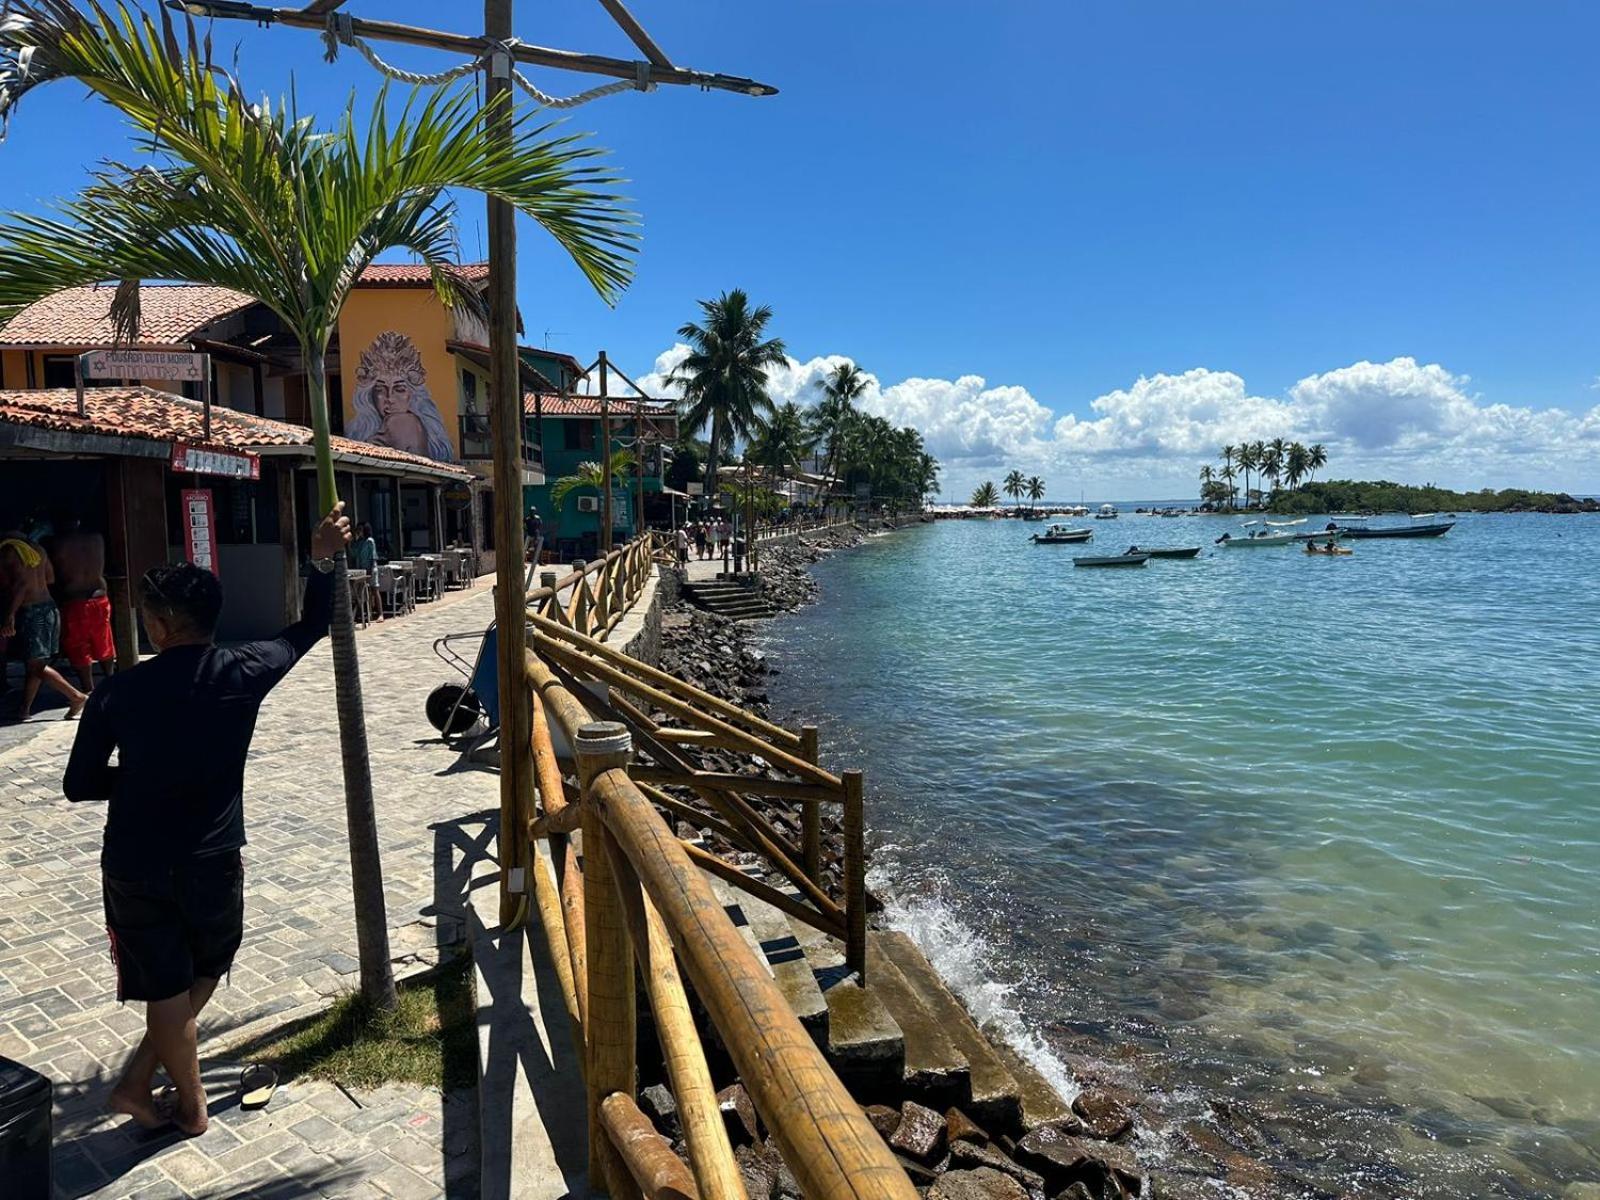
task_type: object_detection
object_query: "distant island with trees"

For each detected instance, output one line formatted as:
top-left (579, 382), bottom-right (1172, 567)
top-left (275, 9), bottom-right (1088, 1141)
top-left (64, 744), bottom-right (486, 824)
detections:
top-left (1193, 440), bottom-right (1595, 514)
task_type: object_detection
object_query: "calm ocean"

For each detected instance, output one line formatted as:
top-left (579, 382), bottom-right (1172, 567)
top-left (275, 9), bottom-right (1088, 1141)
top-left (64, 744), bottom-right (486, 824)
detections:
top-left (760, 512), bottom-right (1600, 1198)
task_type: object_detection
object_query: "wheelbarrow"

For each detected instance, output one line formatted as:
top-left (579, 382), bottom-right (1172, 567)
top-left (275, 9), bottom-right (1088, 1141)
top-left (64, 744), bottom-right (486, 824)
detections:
top-left (426, 624), bottom-right (502, 738)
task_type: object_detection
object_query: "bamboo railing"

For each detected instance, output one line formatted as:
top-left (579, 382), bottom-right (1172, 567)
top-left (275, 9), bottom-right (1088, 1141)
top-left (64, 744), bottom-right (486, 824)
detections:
top-left (515, 543), bottom-right (908, 1200)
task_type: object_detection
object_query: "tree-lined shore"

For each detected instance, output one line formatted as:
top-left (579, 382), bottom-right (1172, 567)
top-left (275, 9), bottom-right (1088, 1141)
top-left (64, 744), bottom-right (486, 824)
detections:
top-left (1268, 480), bottom-right (1599, 515)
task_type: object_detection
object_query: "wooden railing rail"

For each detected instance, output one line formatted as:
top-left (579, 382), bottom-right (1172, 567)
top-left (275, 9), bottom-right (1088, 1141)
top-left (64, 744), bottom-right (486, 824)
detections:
top-left (527, 533), bottom-right (664, 642)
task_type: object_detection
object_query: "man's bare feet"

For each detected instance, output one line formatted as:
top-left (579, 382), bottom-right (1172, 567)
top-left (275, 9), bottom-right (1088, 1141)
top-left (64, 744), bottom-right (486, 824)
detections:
top-left (108, 1083), bottom-right (166, 1130)
top-left (173, 1098), bottom-right (208, 1137)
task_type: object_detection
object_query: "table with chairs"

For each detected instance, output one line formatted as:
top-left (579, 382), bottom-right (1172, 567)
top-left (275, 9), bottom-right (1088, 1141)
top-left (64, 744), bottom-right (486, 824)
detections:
top-left (339, 544), bottom-right (481, 630)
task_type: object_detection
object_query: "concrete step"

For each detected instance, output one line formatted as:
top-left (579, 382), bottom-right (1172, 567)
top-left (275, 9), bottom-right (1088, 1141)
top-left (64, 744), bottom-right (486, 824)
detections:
top-left (820, 978), bottom-right (905, 1104)
top-left (467, 842), bottom-right (589, 1199)
top-left (865, 936), bottom-right (972, 1109)
top-left (874, 929), bottom-right (1023, 1135)
top-left (703, 875), bottom-right (829, 1049)
top-left (988, 1034), bottom-right (1076, 1132)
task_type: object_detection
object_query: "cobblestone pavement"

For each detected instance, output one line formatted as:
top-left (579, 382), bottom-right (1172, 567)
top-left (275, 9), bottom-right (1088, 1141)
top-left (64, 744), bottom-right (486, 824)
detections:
top-left (0, 581), bottom-right (504, 1198)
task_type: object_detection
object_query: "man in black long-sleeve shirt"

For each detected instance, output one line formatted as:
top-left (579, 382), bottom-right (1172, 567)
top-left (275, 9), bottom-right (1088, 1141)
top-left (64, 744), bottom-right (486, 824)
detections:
top-left (63, 504), bottom-right (349, 1136)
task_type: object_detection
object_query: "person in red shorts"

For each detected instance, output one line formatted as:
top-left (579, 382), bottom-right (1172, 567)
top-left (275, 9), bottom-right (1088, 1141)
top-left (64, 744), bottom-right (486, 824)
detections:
top-left (49, 518), bottom-right (118, 692)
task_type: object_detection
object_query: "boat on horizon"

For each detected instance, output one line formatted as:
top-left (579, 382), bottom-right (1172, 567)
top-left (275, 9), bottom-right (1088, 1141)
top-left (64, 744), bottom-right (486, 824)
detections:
top-left (1031, 523), bottom-right (1094, 544)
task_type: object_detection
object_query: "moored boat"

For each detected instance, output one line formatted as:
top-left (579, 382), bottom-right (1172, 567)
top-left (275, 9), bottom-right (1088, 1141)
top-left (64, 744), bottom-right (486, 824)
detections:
top-left (1031, 523), bottom-right (1094, 544)
top-left (1216, 522), bottom-right (1295, 547)
top-left (1074, 551), bottom-right (1148, 567)
top-left (1333, 518), bottom-right (1455, 539)
top-left (1094, 503), bottom-right (1119, 520)
top-left (1131, 545), bottom-right (1201, 559)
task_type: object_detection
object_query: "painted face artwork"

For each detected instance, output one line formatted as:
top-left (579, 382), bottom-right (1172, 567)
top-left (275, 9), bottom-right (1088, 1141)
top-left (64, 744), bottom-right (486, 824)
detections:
top-left (348, 330), bottom-right (456, 462)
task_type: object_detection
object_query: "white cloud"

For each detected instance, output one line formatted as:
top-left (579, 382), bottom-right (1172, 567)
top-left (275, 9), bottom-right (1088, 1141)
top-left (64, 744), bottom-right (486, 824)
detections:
top-left (626, 346), bottom-right (1600, 498)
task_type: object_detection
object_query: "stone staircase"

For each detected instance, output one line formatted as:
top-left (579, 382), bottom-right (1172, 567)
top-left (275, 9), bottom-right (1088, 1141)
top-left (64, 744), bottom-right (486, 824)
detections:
top-left (705, 871), bottom-right (1073, 1139)
top-left (682, 577), bottom-right (777, 621)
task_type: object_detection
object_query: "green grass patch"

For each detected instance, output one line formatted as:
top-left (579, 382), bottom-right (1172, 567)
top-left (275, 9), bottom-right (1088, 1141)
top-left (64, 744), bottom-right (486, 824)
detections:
top-left (254, 962), bottom-right (477, 1091)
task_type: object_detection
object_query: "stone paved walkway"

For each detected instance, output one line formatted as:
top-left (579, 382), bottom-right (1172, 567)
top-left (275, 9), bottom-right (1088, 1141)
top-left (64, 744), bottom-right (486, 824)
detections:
top-left (0, 580), bottom-right (507, 1199)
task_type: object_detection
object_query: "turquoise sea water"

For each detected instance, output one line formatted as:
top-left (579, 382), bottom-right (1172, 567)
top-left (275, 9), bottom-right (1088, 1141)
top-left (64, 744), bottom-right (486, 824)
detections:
top-left (760, 513), bottom-right (1600, 1197)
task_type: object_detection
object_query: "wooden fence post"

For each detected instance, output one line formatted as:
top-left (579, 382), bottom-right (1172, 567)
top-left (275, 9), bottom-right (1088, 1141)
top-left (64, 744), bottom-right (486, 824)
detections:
top-left (577, 721), bottom-right (639, 1197)
top-left (843, 769), bottom-right (867, 981)
top-left (799, 725), bottom-right (822, 885)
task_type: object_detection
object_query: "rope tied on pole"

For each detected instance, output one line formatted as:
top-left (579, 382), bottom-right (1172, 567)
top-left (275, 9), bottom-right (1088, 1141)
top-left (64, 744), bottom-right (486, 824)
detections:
top-left (319, 13), bottom-right (649, 108)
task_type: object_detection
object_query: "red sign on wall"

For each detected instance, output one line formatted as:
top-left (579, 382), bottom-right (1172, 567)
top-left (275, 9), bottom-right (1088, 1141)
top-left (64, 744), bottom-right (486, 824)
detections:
top-left (181, 488), bottom-right (219, 575)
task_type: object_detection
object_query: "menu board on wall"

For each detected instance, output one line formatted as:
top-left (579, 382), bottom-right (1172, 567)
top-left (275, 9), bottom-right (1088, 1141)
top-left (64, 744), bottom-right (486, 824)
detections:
top-left (182, 488), bottom-right (219, 575)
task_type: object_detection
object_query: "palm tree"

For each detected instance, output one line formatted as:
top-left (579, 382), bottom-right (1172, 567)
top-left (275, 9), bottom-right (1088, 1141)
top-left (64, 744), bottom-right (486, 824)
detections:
top-left (1261, 442), bottom-right (1283, 498)
top-left (0, 4), bottom-right (633, 1011)
top-left (1284, 443), bottom-right (1309, 490)
top-left (1267, 437), bottom-right (1288, 495)
top-left (1309, 443), bottom-right (1328, 482)
top-left (812, 362), bottom-right (868, 485)
top-left (668, 290), bottom-right (787, 499)
top-left (1221, 461), bottom-right (1238, 508)
top-left (1025, 475), bottom-right (1046, 513)
top-left (1219, 446), bottom-right (1237, 508)
top-left (753, 401), bottom-right (819, 482)
top-left (971, 481), bottom-right (999, 508)
top-left (1003, 469), bottom-right (1026, 511)
top-left (1199, 463), bottom-right (1215, 499)
top-left (550, 447), bottom-right (637, 509)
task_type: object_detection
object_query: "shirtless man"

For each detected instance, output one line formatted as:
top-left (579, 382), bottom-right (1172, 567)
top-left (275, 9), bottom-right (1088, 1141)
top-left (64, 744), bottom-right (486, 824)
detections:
top-left (50, 518), bottom-right (117, 692)
top-left (1, 531), bottom-right (88, 720)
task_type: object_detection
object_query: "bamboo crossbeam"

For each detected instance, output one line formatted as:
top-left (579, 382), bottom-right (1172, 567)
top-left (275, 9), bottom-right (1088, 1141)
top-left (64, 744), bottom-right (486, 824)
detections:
top-left (530, 845), bottom-right (583, 1046)
top-left (529, 613), bottom-right (806, 751)
top-left (173, 2), bottom-right (778, 95)
top-left (527, 650), bottom-right (599, 745)
top-left (600, 1092), bottom-right (702, 1200)
top-left (608, 835), bottom-right (746, 1200)
top-left (529, 805), bottom-right (583, 837)
top-left (588, 764), bottom-right (916, 1200)
top-left (531, 696), bottom-right (572, 821)
top-left (535, 637), bottom-right (837, 790)
top-left (633, 766), bottom-right (842, 806)
top-left (653, 728), bottom-right (720, 745)
top-left (637, 782), bottom-right (752, 852)
top-left (681, 841), bottom-right (845, 940)
top-left (556, 839), bottom-right (589, 1028)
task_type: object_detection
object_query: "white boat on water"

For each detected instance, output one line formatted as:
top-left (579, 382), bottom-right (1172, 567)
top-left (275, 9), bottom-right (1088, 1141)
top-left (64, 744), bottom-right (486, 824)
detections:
top-left (1094, 503), bottom-right (1119, 520)
top-left (1031, 523), bottom-right (1094, 544)
top-left (1217, 521), bottom-right (1295, 547)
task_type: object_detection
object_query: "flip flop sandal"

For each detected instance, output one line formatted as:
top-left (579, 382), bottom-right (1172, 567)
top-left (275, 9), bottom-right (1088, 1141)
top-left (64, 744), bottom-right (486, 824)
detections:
top-left (240, 1063), bottom-right (278, 1110)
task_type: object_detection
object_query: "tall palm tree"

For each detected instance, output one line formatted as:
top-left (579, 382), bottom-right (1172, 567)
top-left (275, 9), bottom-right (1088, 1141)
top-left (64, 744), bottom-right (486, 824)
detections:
top-left (970, 481), bottom-right (999, 508)
top-left (0, 3), bottom-right (633, 1010)
top-left (1267, 437), bottom-right (1288, 495)
top-left (1025, 475), bottom-right (1046, 513)
top-left (1003, 469), bottom-right (1026, 510)
top-left (667, 290), bottom-right (787, 499)
top-left (753, 401), bottom-right (819, 480)
top-left (1199, 463), bottom-right (1215, 494)
top-left (1309, 443), bottom-right (1328, 482)
top-left (1221, 461), bottom-right (1238, 508)
top-left (812, 361), bottom-right (868, 484)
top-left (1284, 443), bottom-right (1309, 490)
top-left (1261, 442), bottom-right (1283, 498)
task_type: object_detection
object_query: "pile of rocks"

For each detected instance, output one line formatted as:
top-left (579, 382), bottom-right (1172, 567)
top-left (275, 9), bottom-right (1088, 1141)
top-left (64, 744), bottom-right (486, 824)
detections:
top-left (636, 1080), bottom-right (1149, 1200)
top-left (754, 524), bottom-right (868, 613)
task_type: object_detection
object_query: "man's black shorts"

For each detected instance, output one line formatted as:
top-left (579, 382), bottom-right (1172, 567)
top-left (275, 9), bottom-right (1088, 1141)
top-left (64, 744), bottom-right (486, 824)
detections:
top-left (103, 852), bottom-right (244, 1003)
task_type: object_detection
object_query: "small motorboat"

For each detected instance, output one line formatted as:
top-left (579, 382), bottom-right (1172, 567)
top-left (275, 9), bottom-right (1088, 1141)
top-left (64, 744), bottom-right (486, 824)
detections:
top-left (1074, 552), bottom-right (1148, 567)
top-left (1332, 517), bottom-right (1455, 539)
top-left (1094, 503), bottom-right (1119, 520)
top-left (1031, 523), bottom-right (1094, 544)
top-left (1131, 545), bottom-right (1202, 559)
top-left (1216, 523), bottom-right (1295, 547)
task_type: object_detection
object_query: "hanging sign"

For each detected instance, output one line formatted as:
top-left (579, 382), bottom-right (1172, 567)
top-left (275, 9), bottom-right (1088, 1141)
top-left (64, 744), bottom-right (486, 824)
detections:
top-left (181, 488), bottom-right (219, 575)
top-left (171, 442), bottom-right (260, 479)
top-left (81, 349), bottom-right (209, 380)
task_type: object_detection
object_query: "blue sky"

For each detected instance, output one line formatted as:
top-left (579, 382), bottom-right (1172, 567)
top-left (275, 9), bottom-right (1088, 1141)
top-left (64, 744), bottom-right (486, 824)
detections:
top-left (4, 1), bottom-right (1599, 496)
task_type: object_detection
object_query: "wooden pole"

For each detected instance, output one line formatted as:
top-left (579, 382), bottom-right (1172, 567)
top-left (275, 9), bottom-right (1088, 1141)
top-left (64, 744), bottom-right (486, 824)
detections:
top-left (600, 350), bottom-right (613, 557)
top-left (599, 1092), bottom-right (701, 1200)
top-left (587, 767), bottom-right (917, 1200)
top-left (486, 0), bottom-right (533, 927)
top-left (577, 722), bottom-right (639, 1196)
top-left (799, 725), bottom-right (822, 885)
top-left (172, 1), bottom-right (779, 96)
top-left (843, 769), bottom-right (867, 981)
top-left (608, 834), bottom-right (747, 1200)
top-left (635, 397), bottom-right (645, 540)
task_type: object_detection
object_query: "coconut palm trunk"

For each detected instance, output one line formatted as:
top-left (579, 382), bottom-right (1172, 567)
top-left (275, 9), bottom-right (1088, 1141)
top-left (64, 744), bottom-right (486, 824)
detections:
top-left (306, 346), bottom-right (396, 1008)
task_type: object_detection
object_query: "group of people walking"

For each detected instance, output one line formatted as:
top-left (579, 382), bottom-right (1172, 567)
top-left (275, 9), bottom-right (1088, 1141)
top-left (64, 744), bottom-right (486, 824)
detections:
top-left (685, 519), bottom-right (734, 562)
top-left (1, 516), bottom-right (118, 721)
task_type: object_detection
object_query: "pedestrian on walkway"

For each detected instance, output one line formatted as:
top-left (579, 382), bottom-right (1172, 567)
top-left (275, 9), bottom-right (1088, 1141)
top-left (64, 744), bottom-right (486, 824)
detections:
top-left (692, 522), bottom-right (708, 561)
top-left (674, 525), bottom-right (690, 567)
top-left (49, 517), bottom-right (117, 692)
top-left (2, 529), bottom-right (87, 720)
top-left (62, 503), bottom-right (351, 1137)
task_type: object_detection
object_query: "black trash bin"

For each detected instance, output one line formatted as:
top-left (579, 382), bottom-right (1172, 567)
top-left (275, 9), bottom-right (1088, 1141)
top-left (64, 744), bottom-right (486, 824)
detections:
top-left (0, 1055), bottom-right (51, 1200)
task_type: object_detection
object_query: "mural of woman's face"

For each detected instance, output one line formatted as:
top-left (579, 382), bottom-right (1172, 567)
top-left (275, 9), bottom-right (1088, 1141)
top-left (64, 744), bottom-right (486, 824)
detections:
top-left (373, 374), bottom-right (414, 417)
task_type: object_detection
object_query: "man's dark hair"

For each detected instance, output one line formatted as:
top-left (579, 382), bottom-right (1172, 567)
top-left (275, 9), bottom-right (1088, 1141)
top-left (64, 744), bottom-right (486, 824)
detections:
top-left (140, 563), bottom-right (224, 637)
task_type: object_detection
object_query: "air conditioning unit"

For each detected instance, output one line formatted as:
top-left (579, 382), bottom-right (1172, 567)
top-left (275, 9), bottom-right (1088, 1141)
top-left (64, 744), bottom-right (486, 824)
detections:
top-left (577, 496), bottom-right (600, 512)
